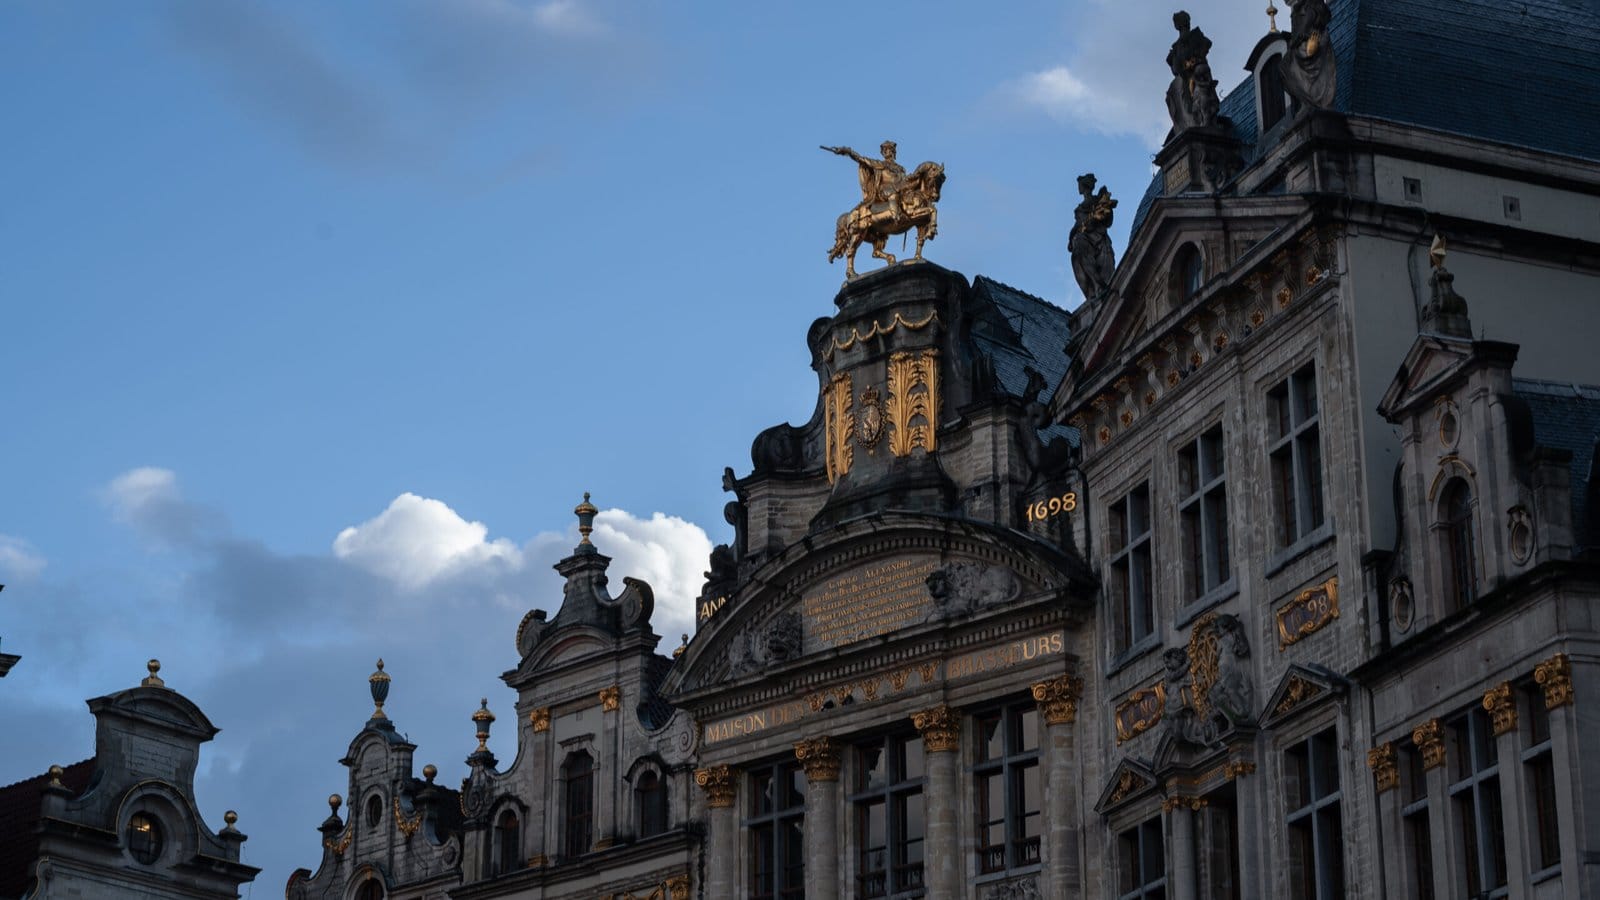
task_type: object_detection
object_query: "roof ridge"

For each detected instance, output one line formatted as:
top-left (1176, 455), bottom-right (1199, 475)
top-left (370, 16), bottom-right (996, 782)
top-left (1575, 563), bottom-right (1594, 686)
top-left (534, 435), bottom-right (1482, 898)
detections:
top-left (0, 758), bottom-right (93, 794)
top-left (1513, 378), bottom-right (1600, 400)
top-left (973, 274), bottom-right (1072, 317)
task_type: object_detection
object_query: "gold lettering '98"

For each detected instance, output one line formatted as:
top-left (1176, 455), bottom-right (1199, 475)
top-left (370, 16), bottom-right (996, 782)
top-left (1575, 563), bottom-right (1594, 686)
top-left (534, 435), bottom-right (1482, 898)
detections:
top-left (1025, 492), bottom-right (1078, 523)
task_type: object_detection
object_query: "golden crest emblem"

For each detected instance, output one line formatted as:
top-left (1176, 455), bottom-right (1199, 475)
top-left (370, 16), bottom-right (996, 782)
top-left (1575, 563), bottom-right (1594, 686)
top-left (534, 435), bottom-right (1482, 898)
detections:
top-left (857, 386), bottom-right (884, 448)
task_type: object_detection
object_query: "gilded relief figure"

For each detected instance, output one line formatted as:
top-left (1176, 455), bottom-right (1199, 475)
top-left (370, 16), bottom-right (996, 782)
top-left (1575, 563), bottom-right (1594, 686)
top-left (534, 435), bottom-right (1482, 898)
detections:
top-left (1069, 173), bottom-right (1117, 302)
top-left (823, 142), bottom-right (946, 278)
top-left (1165, 11), bottom-right (1220, 133)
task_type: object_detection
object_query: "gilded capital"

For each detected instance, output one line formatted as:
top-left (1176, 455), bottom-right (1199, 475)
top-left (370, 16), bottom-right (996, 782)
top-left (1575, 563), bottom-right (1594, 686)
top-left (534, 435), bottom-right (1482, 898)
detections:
top-left (1483, 682), bottom-right (1517, 736)
top-left (1412, 718), bottom-right (1445, 771)
top-left (599, 685), bottom-right (621, 712)
top-left (1367, 742), bottom-right (1398, 793)
top-left (666, 875), bottom-right (691, 900)
top-left (912, 704), bottom-right (961, 753)
top-left (1535, 653), bottom-right (1574, 709)
top-left (794, 737), bottom-right (842, 782)
top-left (529, 707), bottom-right (551, 732)
top-left (1031, 675), bottom-right (1084, 726)
top-left (694, 765), bottom-right (737, 809)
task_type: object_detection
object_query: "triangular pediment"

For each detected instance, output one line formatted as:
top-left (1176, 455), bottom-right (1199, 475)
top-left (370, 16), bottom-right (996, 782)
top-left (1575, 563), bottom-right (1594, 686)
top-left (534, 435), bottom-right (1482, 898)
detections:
top-left (1258, 664), bottom-right (1347, 730)
top-left (1378, 333), bottom-right (1475, 420)
top-left (1094, 757), bottom-right (1158, 815)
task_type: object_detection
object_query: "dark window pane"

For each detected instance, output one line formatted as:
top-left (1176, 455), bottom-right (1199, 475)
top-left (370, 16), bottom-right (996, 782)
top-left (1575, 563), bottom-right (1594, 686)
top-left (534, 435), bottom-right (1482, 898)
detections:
top-left (860, 743), bottom-right (886, 790)
top-left (901, 737), bottom-right (925, 781)
top-left (978, 715), bottom-right (1004, 762)
top-left (1017, 707), bottom-right (1040, 754)
top-left (1530, 752), bottom-right (1560, 870)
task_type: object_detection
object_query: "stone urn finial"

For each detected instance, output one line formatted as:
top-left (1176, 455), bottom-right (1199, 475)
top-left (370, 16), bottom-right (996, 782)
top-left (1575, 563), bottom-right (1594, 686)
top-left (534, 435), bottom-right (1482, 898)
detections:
top-left (369, 659), bottom-right (391, 721)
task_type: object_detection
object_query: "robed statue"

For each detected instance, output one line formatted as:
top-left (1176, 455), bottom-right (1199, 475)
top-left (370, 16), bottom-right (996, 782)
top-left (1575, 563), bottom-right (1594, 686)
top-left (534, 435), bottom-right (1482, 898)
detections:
top-left (1069, 173), bottom-right (1117, 302)
top-left (824, 141), bottom-right (946, 278)
top-left (1279, 0), bottom-right (1337, 109)
top-left (1165, 11), bottom-right (1221, 133)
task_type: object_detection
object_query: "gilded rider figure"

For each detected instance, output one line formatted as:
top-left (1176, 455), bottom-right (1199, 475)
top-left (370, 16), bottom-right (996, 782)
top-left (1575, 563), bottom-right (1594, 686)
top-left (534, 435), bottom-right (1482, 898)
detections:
top-left (1069, 173), bottom-right (1117, 302)
top-left (1165, 11), bottom-right (1220, 133)
top-left (827, 141), bottom-right (907, 221)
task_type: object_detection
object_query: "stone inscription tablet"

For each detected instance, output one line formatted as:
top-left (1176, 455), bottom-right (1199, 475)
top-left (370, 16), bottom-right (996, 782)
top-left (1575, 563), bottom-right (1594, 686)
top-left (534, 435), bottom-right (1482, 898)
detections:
top-left (801, 557), bottom-right (940, 652)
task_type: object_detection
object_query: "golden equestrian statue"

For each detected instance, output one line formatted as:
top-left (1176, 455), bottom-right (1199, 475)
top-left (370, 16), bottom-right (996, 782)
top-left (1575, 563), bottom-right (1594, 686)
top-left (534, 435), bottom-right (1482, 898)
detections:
top-left (823, 141), bottom-right (945, 278)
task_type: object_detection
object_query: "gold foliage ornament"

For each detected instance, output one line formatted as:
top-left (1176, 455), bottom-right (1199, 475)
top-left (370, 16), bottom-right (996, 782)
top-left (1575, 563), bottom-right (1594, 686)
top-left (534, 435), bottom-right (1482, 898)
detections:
top-left (887, 349), bottom-right (940, 457)
top-left (824, 372), bottom-right (854, 483)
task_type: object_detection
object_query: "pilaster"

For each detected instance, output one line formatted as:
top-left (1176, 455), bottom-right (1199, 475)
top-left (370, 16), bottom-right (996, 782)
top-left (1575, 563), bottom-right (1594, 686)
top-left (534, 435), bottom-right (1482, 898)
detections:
top-left (796, 737), bottom-right (842, 900)
top-left (913, 704), bottom-right (962, 897)
top-left (696, 765), bottom-right (739, 898)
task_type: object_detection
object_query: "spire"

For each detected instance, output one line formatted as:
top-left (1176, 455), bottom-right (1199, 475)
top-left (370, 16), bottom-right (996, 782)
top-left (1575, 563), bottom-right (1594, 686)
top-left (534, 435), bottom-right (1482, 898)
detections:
top-left (1266, 0), bottom-right (1279, 32)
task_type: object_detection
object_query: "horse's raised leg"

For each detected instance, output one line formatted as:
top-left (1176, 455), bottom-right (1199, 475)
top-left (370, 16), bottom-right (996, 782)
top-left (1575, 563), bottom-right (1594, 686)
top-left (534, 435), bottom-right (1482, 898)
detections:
top-left (872, 237), bottom-right (897, 267)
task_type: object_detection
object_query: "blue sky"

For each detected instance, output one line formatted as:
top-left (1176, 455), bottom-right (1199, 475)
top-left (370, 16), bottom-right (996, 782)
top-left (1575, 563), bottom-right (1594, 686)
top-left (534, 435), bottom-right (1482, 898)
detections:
top-left (0, 0), bottom-right (1263, 891)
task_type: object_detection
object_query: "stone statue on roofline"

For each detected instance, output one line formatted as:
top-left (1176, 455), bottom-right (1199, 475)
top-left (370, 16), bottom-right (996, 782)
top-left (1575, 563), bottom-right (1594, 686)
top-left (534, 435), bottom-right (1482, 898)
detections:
top-left (1280, 0), bottom-right (1337, 109)
top-left (1069, 173), bottom-right (1117, 302)
top-left (1165, 11), bottom-right (1221, 134)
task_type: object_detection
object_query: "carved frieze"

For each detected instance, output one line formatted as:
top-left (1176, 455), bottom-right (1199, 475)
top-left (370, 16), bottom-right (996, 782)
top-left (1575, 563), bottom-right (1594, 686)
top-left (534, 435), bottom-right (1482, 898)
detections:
top-left (1277, 577), bottom-right (1339, 649)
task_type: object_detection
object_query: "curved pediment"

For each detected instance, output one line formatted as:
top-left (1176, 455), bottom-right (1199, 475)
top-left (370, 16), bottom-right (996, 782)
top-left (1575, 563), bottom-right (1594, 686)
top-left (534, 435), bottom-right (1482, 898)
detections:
top-left (88, 686), bottom-right (218, 740)
top-left (664, 513), bottom-right (1091, 698)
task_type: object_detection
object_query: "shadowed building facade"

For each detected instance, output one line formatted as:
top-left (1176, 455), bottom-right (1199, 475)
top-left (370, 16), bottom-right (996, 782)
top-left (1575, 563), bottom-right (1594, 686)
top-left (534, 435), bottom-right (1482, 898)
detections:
top-left (285, 0), bottom-right (1600, 897)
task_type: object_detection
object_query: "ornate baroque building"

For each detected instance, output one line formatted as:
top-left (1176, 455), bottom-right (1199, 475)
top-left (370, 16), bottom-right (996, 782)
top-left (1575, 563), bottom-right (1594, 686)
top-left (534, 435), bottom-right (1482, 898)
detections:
top-left (287, 0), bottom-right (1600, 897)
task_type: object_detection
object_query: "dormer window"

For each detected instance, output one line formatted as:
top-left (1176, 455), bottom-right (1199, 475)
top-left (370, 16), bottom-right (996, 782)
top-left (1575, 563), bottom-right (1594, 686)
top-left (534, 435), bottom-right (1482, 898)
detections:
top-left (1440, 479), bottom-right (1477, 610)
top-left (1260, 57), bottom-right (1290, 131)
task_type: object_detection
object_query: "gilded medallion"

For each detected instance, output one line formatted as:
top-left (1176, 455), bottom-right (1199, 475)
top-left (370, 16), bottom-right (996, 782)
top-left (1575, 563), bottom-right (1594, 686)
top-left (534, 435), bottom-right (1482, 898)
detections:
top-left (857, 386), bottom-right (884, 448)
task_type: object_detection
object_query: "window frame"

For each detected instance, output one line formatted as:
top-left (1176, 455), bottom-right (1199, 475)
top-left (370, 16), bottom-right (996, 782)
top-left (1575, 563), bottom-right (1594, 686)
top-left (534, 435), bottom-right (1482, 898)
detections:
top-left (1177, 423), bottom-right (1233, 614)
top-left (1521, 684), bottom-right (1562, 879)
top-left (561, 751), bottom-right (596, 860)
top-left (746, 760), bottom-right (807, 900)
top-left (1438, 479), bottom-right (1478, 611)
top-left (1399, 740), bottom-right (1435, 900)
top-left (1109, 481), bottom-right (1156, 656)
top-left (126, 812), bottom-right (164, 865)
top-left (1283, 727), bottom-right (1344, 900)
top-left (973, 702), bottom-right (1043, 877)
top-left (493, 807), bottom-right (522, 876)
top-left (1446, 708), bottom-right (1508, 898)
top-left (635, 768), bottom-right (670, 839)
top-left (1117, 816), bottom-right (1168, 900)
top-left (1266, 362), bottom-right (1327, 554)
top-left (849, 733), bottom-right (927, 898)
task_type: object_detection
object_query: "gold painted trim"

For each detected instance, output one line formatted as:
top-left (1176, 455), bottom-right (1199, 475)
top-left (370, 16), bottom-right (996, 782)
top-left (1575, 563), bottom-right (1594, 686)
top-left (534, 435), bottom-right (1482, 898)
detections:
top-left (1114, 681), bottom-right (1166, 743)
top-left (826, 310), bottom-right (940, 356)
top-left (1276, 577), bottom-right (1339, 649)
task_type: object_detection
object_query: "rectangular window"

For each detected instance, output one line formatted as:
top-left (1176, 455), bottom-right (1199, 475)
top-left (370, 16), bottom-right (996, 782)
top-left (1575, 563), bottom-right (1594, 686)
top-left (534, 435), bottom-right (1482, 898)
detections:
top-left (1267, 364), bottom-right (1325, 547)
top-left (1285, 728), bottom-right (1344, 900)
top-left (1118, 817), bottom-right (1167, 900)
top-left (974, 704), bottom-right (1042, 875)
top-left (1178, 425), bottom-right (1231, 603)
top-left (1197, 796), bottom-right (1241, 900)
top-left (1110, 482), bottom-right (1154, 651)
top-left (1448, 709), bottom-right (1507, 898)
top-left (851, 734), bottom-right (927, 897)
top-left (1400, 742), bottom-right (1435, 900)
top-left (748, 762), bottom-right (806, 900)
top-left (1522, 686), bottom-right (1561, 873)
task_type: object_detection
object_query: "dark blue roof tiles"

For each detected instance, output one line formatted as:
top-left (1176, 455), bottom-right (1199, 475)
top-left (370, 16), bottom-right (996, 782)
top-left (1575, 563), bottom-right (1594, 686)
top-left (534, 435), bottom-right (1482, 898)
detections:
top-left (970, 276), bottom-right (1075, 398)
top-left (1513, 378), bottom-right (1600, 550)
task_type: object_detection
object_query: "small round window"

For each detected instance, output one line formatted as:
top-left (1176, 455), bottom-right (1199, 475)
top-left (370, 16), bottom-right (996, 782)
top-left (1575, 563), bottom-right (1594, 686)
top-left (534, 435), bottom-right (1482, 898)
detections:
top-left (366, 794), bottom-right (384, 830)
top-left (128, 813), bottom-right (163, 864)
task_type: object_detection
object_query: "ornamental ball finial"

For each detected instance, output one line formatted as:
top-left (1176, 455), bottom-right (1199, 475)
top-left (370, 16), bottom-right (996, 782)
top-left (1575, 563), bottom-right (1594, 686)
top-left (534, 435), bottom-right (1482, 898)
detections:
top-left (328, 794), bottom-right (342, 813)
top-left (224, 810), bottom-right (238, 827)
top-left (47, 764), bottom-right (64, 786)
top-left (422, 764), bottom-right (437, 783)
top-left (142, 658), bottom-right (166, 688)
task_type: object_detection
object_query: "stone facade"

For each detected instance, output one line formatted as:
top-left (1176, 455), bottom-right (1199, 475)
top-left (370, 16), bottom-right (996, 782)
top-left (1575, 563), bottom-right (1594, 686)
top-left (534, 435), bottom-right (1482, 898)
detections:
top-left (0, 662), bottom-right (259, 900)
top-left (284, 2), bottom-right (1600, 898)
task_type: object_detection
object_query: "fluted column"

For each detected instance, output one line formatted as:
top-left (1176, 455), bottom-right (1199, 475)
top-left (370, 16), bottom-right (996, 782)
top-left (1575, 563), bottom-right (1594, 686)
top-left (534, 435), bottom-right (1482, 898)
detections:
top-left (1032, 675), bottom-right (1083, 896)
top-left (695, 765), bottom-right (739, 897)
top-left (913, 704), bottom-right (962, 897)
top-left (796, 737), bottom-right (842, 900)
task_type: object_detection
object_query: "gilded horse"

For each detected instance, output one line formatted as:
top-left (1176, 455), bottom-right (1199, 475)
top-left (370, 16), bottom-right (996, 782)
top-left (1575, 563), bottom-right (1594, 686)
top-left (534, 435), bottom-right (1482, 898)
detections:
top-left (827, 161), bottom-right (945, 278)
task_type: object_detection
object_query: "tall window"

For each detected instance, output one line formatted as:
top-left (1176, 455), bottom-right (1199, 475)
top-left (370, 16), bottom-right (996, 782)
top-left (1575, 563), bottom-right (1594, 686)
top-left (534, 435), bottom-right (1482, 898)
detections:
top-left (1174, 244), bottom-right (1204, 302)
top-left (1441, 480), bottom-right (1477, 610)
top-left (851, 734), bottom-right (926, 897)
top-left (637, 770), bottom-right (669, 838)
top-left (1110, 482), bottom-right (1155, 651)
top-left (748, 762), bottom-right (806, 900)
top-left (356, 881), bottom-right (384, 900)
top-left (975, 704), bottom-right (1041, 874)
top-left (126, 812), bottom-right (163, 865)
top-left (494, 809), bottom-right (521, 875)
top-left (1285, 728), bottom-right (1344, 900)
top-left (1448, 709), bottom-right (1507, 897)
top-left (1118, 817), bottom-right (1167, 900)
top-left (1522, 685), bottom-right (1561, 874)
top-left (1400, 741), bottom-right (1434, 900)
top-left (1179, 425), bottom-right (1231, 603)
top-left (1268, 364), bottom-right (1325, 547)
top-left (1197, 797), bottom-right (1241, 900)
top-left (1259, 54), bottom-right (1289, 131)
top-left (562, 752), bottom-right (594, 859)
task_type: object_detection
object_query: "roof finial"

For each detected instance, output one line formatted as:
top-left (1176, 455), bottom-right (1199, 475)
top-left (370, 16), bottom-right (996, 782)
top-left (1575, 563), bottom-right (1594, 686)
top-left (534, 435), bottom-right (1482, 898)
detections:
top-left (142, 659), bottom-right (165, 688)
top-left (328, 793), bottom-right (342, 814)
top-left (1429, 233), bottom-right (1448, 269)
top-left (369, 659), bottom-right (391, 721)
top-left (471, 698), bottom-right (496, 754)
top-left (574, 492), bottom-right (599, 549)
top-left (1266, 0), bottom-right (1279, 32)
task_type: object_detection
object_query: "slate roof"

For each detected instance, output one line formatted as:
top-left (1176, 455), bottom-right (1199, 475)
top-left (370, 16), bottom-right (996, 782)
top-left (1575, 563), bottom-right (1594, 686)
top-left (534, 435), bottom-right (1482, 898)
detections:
top-left (970, 276), bottom-right (1079, 446)
top-left (1512, 379), bottom-right (1600, 551)
top-left (0, 759), bottom-right (96, 899)
top-left (637, 653), bottom-right (677, 731)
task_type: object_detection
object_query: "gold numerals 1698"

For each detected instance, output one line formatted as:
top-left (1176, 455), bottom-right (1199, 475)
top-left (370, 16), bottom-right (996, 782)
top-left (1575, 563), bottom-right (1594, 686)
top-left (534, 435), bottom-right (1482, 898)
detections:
top-left (1025, 492), bottom-right (1078, 523)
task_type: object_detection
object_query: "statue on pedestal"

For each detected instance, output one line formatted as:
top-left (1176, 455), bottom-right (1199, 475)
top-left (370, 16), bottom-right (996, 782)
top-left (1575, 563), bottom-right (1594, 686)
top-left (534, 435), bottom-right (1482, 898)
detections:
top-left (1069, 173), bottom-right (1117, 302)
top-left (1280, 0), bottom-right (1337, 109)
top-left (824, 142), bottom-right (946, 278)
top-left (1165, 11), bottom-right (1220, 133)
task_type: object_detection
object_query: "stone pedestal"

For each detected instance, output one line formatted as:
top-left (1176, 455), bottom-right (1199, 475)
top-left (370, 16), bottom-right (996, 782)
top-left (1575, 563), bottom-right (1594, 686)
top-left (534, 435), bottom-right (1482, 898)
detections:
top-left (913, 705), bottom-right (962, 897)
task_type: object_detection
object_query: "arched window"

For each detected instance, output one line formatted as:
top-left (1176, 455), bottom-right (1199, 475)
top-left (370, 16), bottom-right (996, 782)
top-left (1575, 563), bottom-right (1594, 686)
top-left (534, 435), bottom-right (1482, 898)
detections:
top-left (562, 752), bottom-right (595, 858)
top-left (355, 880), bottom-right (384, 900)
top-left (1442, 479), bottom-right (1477, 609)
top-left (1259, 52), bottom-right (1290, 132)
top-left (365, 794), bottom-right (383, 830)
top-left (494, 809), bottom-right (521, 875)
top-left (637, 770), bottom-right (669, 838)
top-left (1173, 244), bottom-right (1204, 304)
top-left (127, 812), bottom-right (163, 865)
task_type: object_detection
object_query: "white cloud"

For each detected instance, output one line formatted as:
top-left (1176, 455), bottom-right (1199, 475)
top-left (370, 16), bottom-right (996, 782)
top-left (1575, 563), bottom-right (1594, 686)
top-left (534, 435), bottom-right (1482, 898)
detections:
top-left (0, 535), bottom-right (46, 582)
top-left (588, 509), bottom-right (713, 640)
top-left (1006, 0), bottom-right (1256, 149)
top-left (104, 466), bottom-right (181, 522)
top-left (333, 493), bottom-right (522, 589)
